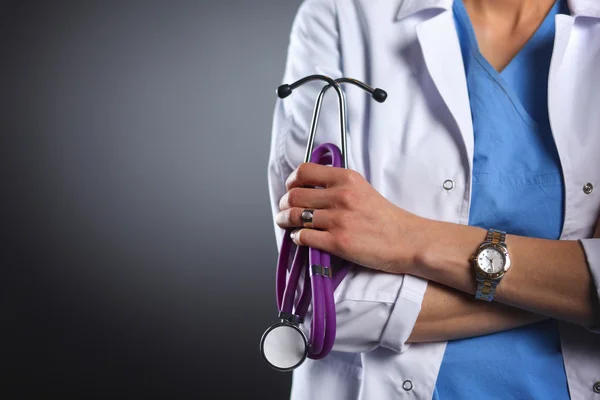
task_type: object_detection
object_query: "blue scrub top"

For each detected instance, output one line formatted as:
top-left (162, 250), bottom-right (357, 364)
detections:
top-left (433, 1), bottom-right (570, 399)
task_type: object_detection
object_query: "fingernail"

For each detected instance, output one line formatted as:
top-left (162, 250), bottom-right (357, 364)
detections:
top-left (290, 229), bottom-right (299, 242)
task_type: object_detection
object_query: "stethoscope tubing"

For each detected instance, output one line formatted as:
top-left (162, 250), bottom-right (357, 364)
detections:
top-left (276, 142), bottom-right (350, 360)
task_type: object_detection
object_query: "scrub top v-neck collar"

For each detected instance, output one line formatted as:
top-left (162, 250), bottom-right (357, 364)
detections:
top-left (452, 0), bottom-right (566, 129)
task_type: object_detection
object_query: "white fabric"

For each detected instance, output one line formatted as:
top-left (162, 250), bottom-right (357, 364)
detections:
top-left (267, 0), bottom-right (600, 399)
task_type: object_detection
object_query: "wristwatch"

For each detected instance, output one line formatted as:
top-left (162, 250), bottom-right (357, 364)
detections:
top-left (470, 229), bottom-right (511, 302)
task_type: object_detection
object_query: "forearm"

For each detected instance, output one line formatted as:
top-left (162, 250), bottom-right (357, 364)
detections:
top-left (407, 281), bottom-right (546, 343)
top-left (407, 220), bottom-right (599, 328)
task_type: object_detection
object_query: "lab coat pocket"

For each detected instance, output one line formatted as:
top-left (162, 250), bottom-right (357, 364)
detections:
top-left (290, 351), bottom-right (362, 400)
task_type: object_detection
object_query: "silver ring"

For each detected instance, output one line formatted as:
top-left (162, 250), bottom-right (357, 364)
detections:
top-left (300, 209), bottom-right (314, 228)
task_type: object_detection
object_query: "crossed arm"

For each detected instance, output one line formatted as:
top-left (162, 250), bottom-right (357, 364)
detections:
top-left (407, 218), bottom-right (599, 342)
top-left (275, 163), bottom-right (600, 343)
top-left (407, 282), bottom-right (546, 343)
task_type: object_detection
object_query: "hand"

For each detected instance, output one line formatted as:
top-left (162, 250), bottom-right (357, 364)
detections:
top-left (275, 163), bottom-right (427, 274)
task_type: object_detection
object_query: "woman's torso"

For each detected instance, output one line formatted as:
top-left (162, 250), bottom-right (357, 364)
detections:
top-left (279, 1), bottom-right (600, 399)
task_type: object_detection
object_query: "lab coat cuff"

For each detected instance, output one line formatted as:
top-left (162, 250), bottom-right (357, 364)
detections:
top-left (577, 238), bottom-right (600, 333)
top-left (379, 274), bottom-right (429, 353)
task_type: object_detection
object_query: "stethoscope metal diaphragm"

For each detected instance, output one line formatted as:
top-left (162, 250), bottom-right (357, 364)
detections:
top-left (260, 321), bottom-right (308, 372)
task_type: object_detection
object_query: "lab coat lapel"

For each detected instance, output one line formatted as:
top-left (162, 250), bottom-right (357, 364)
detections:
top-left (548, 12), bottom-right (600, 239)
top-left (568, 0), bottom-right (600, 18)
top-left (548, 15), bottom-right (575, 238)
top-left (415, 11), bottom-right (473, 173)
top-left (394, 0), bottom-right (452, 20)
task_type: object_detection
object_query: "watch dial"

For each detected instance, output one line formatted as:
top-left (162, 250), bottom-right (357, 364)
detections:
top-left (477, 248), bottom-right (505, 274)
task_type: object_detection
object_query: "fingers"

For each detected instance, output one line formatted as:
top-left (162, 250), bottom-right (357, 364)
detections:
top-left (276, 207), bottom-right (333, 230)
top-left (285, 163), bottom-right (356, 191)
top-left (290, 228), bottom-right (336, 252)
top-left (279, 187), bottom-right (334, 211)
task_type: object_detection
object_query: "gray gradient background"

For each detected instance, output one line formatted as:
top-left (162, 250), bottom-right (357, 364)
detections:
top-left (0, 1), bottom-right (301, 398)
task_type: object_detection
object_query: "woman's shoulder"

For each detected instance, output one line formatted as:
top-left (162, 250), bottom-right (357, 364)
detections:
top-left (292, 0), bottom-right (344, 32)
top-left (291, 0), bottom-right (403, 40)
top-left (292, 0), bottom-right (375, 28)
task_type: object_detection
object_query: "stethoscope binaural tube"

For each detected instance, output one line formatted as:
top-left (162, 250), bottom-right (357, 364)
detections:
top-left (277, 75), bottom-right (387, 168)
top-left (260, 75), bottom-right (387, 372)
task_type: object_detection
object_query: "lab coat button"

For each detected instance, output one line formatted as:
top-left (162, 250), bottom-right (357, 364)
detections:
top-left (402, 380), bottom-right (413, 391)
top-left (593, 381), bottom-right (600, 393)
top-left (584, 183), bottom-right (594, 195)
top-left (443, 180), bottom-right (454, 190)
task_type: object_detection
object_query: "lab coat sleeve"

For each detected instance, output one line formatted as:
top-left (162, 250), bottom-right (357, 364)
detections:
top-left (267, 0), bottom-right (426, 354)
top-left (576, 238), bottom-right (600, 333)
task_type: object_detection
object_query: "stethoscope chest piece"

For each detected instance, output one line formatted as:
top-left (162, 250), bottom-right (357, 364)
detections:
top-left (260, 322), bottom-right (308, 372)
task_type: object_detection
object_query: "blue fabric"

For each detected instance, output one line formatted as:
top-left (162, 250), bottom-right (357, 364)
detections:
top-left (433, 1), bottom-right (570, 399)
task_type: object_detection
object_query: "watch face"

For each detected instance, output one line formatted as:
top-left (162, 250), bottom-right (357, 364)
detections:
top-left (476, 247), bottom-right (505, 274)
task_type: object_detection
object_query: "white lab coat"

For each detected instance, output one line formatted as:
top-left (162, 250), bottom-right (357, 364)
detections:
top-left (267, 0), bottom-right (600, 398)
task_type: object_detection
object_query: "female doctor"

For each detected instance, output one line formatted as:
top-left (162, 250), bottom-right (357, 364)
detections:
top-left (268, 0), bottom-right (600, 398)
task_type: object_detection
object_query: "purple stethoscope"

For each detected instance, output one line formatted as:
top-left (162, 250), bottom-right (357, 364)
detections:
top-left (259, 75), bottom-right (387, 372)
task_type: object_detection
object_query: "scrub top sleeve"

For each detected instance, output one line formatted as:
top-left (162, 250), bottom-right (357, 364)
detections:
top-left (576, 238), bottom-right (600, 333)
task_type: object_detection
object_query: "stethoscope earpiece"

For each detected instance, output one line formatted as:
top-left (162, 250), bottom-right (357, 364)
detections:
top-left (276, 84), bottom-right (292, 99)
top-left (373, 88), bottom-right (387, 103)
